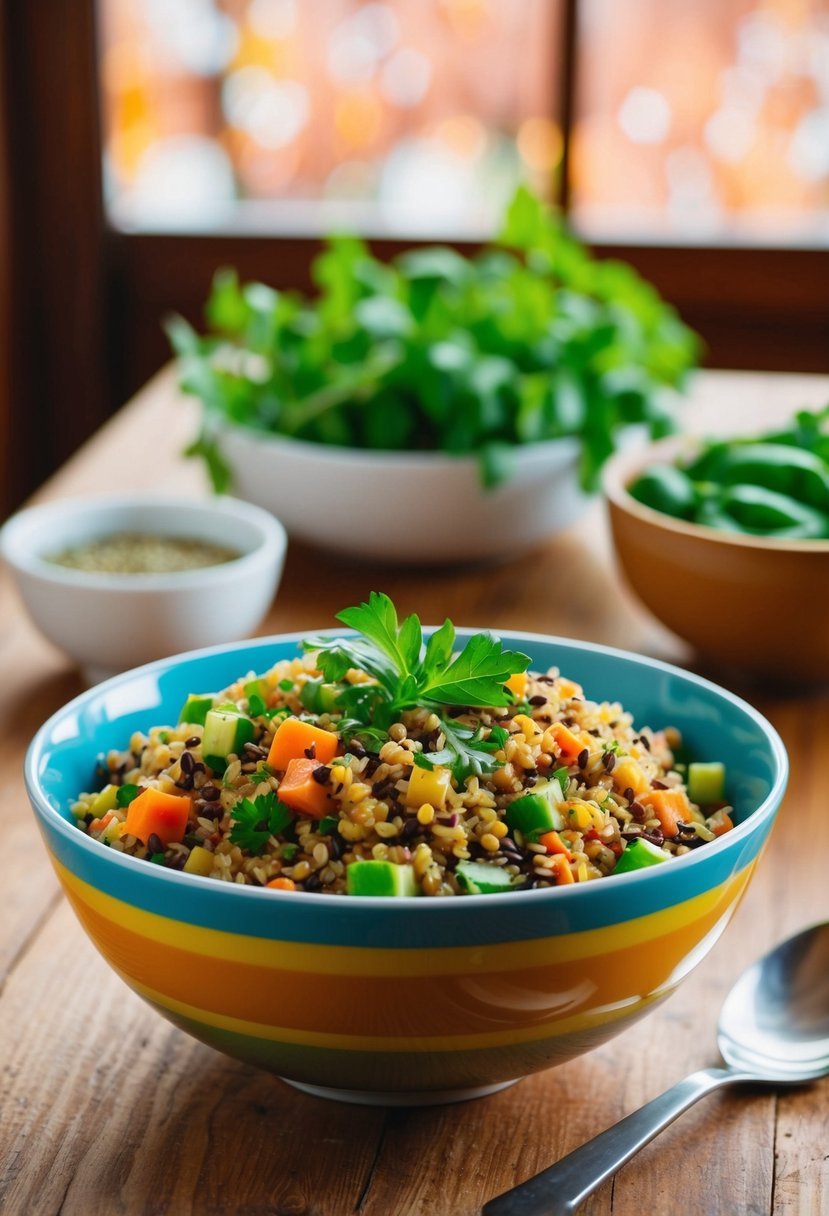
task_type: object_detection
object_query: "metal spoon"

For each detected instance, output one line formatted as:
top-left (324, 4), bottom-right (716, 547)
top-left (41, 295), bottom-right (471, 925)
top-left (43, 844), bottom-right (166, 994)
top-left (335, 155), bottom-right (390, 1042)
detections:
top-left (483, 921), bottom-right (829, 1216)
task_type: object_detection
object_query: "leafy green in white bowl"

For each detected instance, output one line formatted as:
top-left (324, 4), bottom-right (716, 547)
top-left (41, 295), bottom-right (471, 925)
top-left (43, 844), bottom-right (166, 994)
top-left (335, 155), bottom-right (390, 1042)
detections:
top-left (168, 187), bottom-right (698, 497)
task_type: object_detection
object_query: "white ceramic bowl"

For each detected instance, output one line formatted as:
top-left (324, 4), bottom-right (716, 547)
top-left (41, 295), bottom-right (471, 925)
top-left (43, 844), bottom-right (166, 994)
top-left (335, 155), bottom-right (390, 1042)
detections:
top-left (1, 494), bottom-right (287, 683)
top-left (220, 426), bottom-right (590, 563)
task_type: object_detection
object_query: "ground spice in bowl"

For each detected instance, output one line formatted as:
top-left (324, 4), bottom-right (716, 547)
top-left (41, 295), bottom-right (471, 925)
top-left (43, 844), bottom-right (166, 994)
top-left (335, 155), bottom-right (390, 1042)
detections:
top-left (46, 533), bottom-right (240, 574)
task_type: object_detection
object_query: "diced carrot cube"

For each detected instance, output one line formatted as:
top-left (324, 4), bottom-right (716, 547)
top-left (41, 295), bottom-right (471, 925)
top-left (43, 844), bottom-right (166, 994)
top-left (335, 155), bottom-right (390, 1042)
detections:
top-left (640, 788), bottom-right (691, 838)
top-left (538, 830), bottom-right (572, 858)
top-left (551, 854), bottom-right (575, 884)
top-left (277, 757), bottom-right (334, 819)
top-left (708, 808), bottom-right (734, 836)
top-left (268, 716), bottom-right (339, 770)
top-left (123, 788), bottom-right (191, 845)
top-left (549, 722), bottom-right (585, 761)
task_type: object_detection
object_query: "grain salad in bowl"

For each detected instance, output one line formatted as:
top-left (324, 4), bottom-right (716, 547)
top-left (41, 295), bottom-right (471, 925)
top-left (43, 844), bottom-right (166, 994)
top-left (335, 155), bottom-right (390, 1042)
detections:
top-left (27, 613), bottom-right (786, 1101)
top-left (73, 593), bottom-right (733, 896)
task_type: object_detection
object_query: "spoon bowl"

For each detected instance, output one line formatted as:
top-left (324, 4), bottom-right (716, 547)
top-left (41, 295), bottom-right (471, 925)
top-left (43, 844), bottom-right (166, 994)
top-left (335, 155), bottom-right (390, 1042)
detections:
top-left (718, 922), bottom-right (829, 1077)
top-left (485, 921), bottom-right (829, 1216)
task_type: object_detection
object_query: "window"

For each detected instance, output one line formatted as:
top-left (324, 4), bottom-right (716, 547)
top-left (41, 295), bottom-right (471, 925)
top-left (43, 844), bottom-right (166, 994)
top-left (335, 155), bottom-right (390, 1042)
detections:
top-left (97, 0), bottom-right (563, 237)
top-left (97, 0), bottom-right (829, 246)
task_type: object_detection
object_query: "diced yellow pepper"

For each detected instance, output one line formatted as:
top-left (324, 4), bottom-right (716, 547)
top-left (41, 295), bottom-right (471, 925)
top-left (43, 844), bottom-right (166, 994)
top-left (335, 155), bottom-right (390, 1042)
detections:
top-left (556, 678), bottom-right (582, 700)
top-left (505, 671), bottom-right (528, 699)
top-left (565, 802), bottom-right (594, 832)
top-left (89, 784), bottom-right (119, 817)
top-left (405, 764), bottom-right (452, 811)
top-left (184, 845), bottom-right (215, 877)
top-left (612, 758), bottom-right (651, 798)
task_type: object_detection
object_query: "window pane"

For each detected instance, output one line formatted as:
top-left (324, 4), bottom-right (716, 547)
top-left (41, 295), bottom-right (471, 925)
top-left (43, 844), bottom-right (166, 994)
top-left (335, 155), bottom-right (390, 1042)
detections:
top-left (571, 0), bottom-right (829, 245)
top-left (97, 0), bottom-right (562, 237)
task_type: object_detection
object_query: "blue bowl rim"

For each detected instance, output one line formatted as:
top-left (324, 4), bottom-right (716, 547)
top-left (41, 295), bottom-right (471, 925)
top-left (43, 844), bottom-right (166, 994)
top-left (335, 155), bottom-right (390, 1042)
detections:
top-left (25, 627), bottom-right (789, 913)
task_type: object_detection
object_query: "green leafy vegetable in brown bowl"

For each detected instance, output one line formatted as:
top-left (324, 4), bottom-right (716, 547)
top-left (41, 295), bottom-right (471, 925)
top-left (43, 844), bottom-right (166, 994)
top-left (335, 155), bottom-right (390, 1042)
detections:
top-left (629, 404), bottom-right (829, 540)
top-left (167, 186), bottom-right (699, 494)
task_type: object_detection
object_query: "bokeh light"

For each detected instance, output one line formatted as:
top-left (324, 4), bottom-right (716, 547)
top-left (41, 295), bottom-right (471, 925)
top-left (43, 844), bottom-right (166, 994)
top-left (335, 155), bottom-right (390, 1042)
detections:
top-left (97, 0), bottom-right (560, 234)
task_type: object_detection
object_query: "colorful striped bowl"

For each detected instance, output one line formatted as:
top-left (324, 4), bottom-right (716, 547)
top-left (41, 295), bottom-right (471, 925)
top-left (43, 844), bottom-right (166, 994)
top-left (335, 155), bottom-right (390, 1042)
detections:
top-left (25, 633), bottom-right (787, 1105)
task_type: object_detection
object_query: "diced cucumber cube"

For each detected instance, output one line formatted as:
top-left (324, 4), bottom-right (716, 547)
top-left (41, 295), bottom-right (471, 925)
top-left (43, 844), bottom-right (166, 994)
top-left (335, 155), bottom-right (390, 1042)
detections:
top-left (178, 694), bottom-right (214, 727)
top-left (299, 679), bottom-right (341, 714)
top-left (202, 708), bottom-right (255, 771)
top-left (505, 780), bottom-right (566, 838)
top-left (244, 678), bottom-right (270, 701)
top-left (455, 861), bottom-right (519, 894)
top-left (346, 860), bottom-right (417, 897)
top-left (613, 837), bottom-right (669, 874)
top-left (687, 761), bottom-right (726, 805)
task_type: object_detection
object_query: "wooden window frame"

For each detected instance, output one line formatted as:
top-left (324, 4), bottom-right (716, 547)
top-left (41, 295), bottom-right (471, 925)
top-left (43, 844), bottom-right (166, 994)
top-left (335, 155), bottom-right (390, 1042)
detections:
top-left (3, 0), bottom-right (828, 514)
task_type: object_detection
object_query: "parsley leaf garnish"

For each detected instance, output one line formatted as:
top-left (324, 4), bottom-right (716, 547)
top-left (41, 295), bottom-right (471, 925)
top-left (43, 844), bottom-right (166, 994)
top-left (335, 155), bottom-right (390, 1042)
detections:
top-left (304, 592), bottom-right (530, 782)
top-left (423, 719), bottom-right (506, 784)
top-left (229, 790), bottom-right (293, 854)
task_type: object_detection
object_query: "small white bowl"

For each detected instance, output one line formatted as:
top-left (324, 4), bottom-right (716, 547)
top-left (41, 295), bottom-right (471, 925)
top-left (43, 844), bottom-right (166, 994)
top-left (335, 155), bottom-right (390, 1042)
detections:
top-left (1, 494), bottom-right (287, 684)
top-left (220, 426), bottom-right (590, 563)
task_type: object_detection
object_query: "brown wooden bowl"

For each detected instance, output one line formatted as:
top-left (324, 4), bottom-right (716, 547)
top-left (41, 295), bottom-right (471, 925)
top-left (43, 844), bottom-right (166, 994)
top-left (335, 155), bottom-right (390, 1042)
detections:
top-left (603, 438), bottom-right (829, 682)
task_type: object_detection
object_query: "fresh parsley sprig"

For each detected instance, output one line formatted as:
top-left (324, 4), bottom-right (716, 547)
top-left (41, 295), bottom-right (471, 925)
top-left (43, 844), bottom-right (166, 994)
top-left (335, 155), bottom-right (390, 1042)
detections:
top-left (414, 720), bottom-right (509, 784)
top-left (229, 790), bottom-right (293, 854)
top-left (303, 592), bottom-right (529, 781)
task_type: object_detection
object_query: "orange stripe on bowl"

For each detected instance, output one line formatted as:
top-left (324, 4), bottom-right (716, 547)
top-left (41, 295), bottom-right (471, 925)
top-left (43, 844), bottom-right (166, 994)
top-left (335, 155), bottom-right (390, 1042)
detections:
top-left (62, 867), bottom-right (751, 1038)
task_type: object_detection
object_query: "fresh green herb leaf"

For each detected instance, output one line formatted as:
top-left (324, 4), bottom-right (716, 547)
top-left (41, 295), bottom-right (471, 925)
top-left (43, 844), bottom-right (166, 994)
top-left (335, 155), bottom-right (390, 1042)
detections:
top-left (159, 731), bottom-right (170, 744)
top-left (229, 790), bottom-right (294, 854)
top-left (553, 766), bottom-right (570, 793)
top-left (486, 725), bottom-right (509, 750)
top-left (247, 693), bottom-right (267, 717)
top-left (413, 752), bottom-right (435, 770)
top-left (116, 784), bottom-right (141, 807)
top-left (149, 852), bottom-right (166, 865)
top-left (171, 185), bottom-right (697, 496)
top-left (303, 593), bottom-right (530, 784)
top-left (337, 592), bottom-right (422, 678)
top-left (419, 632), bottom-right (530, 707)
top-left (318, 815), bottom-right (339, 835)
top-left (281, 843), bottom-right (299, 860)
top-left (427, 718), bottom-right (505, 784)
top-left (278, 678), bottom-right (295, 691)
top-left (338, 718), bottom-right (389, 750)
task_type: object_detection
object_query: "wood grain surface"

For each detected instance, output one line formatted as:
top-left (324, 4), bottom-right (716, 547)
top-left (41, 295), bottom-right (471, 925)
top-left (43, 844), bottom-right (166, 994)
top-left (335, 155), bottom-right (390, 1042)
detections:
top-left (1, 367), bottom-right (828, 1216)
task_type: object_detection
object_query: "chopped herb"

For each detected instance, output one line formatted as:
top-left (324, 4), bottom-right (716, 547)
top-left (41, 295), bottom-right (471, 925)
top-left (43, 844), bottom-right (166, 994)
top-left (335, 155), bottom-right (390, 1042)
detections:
top-left (281, 843), bottom-right (299, 861)
top-left (116, 784), bottom-right (141, 807)
top-left (229, 791), bottom-right (294, 854)
top-left (170, 187), bottom-right (696, 497)
top-left (318, 815), bottom-right (339, 835)
top-left (413, 752), bottom-right (435, 771)
top-left (247, 693), bottom-right (266, 717)
top-left (304, 592), bottom-right (529, 782)
top-left (425, 719), bottom-right (506, 784)
top-left (159, 731), bottom-right (170, 744)
top-left (149, 852), bottom-right (166, 865)
top-left (487, 725), bottom-right (509, 750)
top-left (278, 678), bottom-right (294, 691)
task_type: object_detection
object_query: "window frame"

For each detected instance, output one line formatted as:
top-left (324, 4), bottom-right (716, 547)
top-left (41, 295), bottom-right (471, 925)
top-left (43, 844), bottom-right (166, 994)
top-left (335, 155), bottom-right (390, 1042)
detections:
top-left (3, 0), bottom-right (828, 514)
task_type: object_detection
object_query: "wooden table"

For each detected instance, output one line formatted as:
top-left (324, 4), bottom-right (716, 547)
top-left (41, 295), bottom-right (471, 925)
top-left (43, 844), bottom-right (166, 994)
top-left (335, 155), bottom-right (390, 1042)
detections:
top-left (2, 368), bottom-right (828, 1216)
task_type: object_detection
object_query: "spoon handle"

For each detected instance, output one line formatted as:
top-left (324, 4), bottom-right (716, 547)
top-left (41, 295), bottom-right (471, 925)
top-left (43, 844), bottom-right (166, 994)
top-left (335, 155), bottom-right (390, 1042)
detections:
top-left (483, 1066), bottom-right (741, 1216)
